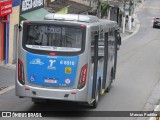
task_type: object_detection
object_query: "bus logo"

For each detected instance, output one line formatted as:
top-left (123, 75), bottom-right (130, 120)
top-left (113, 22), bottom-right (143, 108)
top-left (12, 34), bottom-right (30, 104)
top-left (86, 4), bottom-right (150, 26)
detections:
top-left (47, 59), bottom-right (56, 70)
top-left (65, 79), bottom-right (71, 84)
top-left (30, 75), bottom-right (36, 82)
top-left (29, 58), bottom-right (44, 65)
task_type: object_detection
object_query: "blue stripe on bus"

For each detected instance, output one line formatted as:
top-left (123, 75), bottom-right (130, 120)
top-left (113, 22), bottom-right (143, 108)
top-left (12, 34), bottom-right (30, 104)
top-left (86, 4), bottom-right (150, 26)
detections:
top-left (26, 52), bottom-right (79, 87)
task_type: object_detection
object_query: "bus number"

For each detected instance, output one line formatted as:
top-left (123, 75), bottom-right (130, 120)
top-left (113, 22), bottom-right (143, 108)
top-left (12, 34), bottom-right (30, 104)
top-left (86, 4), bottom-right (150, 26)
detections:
top-left (60, 61), bottom-right (75, 66)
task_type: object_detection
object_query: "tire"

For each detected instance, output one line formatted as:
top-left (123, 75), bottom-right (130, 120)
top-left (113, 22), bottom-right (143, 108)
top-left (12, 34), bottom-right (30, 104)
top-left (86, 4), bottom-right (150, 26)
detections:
top-left (105, 75), bottom-right (112, 93)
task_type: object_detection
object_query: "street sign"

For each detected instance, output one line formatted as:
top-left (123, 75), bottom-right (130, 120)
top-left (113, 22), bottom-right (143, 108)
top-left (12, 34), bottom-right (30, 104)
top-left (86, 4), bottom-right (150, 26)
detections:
top-left (20, 0), bottom-right (44, 13)
top-left (0, 0), bottom-right (12, 17)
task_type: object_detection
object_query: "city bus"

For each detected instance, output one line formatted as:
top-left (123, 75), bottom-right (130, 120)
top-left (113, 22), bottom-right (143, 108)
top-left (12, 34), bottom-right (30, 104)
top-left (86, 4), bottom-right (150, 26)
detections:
top-left (16, 13), bottom-right (121, 108)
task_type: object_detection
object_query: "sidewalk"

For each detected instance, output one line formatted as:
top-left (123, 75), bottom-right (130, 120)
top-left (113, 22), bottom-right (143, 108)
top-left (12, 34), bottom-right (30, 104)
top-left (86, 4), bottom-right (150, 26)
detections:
top-left (120, 1), bottom-right (143, 41)
top-left (120, 26), bottom-right (137, 41)
top-left (0, 63), bottom-right (16, 91)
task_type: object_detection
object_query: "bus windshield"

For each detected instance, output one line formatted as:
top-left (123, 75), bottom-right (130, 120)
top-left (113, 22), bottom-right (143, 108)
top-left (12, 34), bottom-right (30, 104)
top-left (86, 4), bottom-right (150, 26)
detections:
top-left (24, 25), bottom-right (83, 52)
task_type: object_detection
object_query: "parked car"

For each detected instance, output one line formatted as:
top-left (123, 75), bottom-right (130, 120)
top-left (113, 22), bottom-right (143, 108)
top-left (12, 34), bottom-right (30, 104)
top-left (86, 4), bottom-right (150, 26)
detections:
top-left (153, 18), bottom-right (160, 28)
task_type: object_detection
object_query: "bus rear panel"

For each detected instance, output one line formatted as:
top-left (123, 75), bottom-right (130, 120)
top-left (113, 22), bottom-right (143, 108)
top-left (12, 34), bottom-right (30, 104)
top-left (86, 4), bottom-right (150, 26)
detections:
top-left (16, 21), bottom-right (90, 102)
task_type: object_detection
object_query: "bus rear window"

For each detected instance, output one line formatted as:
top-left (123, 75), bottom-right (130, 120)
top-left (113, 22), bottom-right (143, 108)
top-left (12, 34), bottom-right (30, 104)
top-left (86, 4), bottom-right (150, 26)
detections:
top-left (24, 25), bottom-right (83, 52)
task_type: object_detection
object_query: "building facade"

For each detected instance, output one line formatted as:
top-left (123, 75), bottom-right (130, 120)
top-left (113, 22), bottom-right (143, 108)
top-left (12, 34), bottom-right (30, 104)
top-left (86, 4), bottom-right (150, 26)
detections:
top-left (0, 0), bottom-right (13, 64)
top-left (20, 0), bottom-right (49, 22)
top-left (9, 0), bottom-right (20, 64)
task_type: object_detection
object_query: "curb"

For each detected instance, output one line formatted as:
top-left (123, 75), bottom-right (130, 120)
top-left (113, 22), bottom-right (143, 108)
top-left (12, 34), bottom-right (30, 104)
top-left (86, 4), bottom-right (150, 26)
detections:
top-left (122, 14), bottom-right (140, 41)
top-left (0, 85), bottom-right (15, 95)
top-left (148, 105), bottom-right (160, 120)
top-left (121, 8), bottom-right (141, 41)
top-left (0, 62), bottom-right (16, 70)
top-left (121, 1), bottom-right (143, 42)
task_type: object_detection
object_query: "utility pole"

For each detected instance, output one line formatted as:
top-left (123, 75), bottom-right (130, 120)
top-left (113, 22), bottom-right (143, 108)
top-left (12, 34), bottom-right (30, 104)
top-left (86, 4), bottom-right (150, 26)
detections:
top-left (97, 0), bottom-right (101, 18)
top-left (128, 0), bottom-right (133, 30)
top-left (122, 0), bottom-right (127, 33)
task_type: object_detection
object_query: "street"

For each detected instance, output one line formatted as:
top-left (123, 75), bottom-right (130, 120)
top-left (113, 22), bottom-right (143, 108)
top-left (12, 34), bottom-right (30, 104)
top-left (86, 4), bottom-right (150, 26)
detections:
top-left (1, 0), bottom-right (160, 120)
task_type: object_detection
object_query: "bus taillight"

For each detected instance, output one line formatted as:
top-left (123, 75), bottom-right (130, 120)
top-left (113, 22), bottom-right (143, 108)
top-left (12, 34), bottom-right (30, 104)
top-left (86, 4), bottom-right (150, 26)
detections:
top-left (78, 64), bottom-right (87, 89)
top-left (18, 59), bottom-right (25, 85)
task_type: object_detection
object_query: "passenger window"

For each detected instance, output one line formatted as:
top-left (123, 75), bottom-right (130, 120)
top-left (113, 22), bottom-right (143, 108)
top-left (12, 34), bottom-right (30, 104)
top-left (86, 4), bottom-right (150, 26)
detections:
top-left (91, 31), bottom-right (98, 63)
top-left (98, 30), bottom-right (105, 57)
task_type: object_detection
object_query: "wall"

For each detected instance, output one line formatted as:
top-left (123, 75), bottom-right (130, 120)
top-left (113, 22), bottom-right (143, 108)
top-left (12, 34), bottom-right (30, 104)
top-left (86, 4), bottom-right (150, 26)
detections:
top-left (69, 0), bottom-right (90, 6)
top-left (9, 5), bottom-right (20, 63)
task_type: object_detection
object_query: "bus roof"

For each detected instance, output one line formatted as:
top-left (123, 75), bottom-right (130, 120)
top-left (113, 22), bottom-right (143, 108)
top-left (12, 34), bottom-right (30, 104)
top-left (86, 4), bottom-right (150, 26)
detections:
top-left (44, 13), bottom-right (118, 28)
top-left (44, 13), bottom-right (100, 23)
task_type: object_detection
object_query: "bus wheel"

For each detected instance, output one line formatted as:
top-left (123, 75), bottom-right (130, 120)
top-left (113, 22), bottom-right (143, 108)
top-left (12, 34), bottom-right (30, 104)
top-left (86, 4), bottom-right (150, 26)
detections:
top-left (90, 82), bottom-right (100, 108)
top-left (105, 80), bottom-right (112, 93)
top-left (105, 73), bottom-right (112, 93)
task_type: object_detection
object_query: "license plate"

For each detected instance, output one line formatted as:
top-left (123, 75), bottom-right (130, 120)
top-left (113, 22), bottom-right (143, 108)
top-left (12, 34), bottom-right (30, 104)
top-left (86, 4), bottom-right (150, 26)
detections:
top-left (44, 79), bottom-right (57, 83)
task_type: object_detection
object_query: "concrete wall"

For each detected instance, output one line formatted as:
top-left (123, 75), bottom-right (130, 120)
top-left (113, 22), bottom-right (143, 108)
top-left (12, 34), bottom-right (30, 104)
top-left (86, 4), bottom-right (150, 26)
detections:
top-left (69, 0), bottom-right (90, 6)
top-left (9, 6), bottom-right (20, 63)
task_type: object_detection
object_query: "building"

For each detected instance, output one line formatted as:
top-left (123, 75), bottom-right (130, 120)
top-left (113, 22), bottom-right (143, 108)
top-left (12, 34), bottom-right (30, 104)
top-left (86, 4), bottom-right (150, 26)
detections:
top-left (45, 0), bottom-right (91, 14)
top-left (9, 0), bottom-right (20, 64)
top-left (20, 0), bottom-right (49, 22)
top-left (0, 0), bottom-right (13, 64)
top-left (1, 0), bottom-right (50, 65)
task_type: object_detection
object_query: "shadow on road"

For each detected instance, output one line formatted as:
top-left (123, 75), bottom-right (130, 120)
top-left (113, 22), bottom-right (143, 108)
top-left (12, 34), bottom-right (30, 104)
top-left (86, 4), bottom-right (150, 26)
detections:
top-left (26, 100), bottom-right (96, 117)
top-left (28, 100), bottom-right (91, 111)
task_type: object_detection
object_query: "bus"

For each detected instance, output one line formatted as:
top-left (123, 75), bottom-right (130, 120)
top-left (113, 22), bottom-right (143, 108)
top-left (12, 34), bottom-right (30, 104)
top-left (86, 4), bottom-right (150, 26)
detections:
top-left (16, 13), bottom-right (121, 108)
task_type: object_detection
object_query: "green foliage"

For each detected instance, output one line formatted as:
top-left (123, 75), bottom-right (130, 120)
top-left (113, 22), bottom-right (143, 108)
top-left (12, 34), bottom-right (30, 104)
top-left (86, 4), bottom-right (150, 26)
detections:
top-left (101, 3), bottom-right (109, 17)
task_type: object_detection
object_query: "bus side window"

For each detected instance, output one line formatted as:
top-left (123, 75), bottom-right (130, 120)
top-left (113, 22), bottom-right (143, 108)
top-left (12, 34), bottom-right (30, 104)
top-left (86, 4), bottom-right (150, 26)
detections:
top-left (91, 31), bottom-right (98, 63)
top-left (98, 30), bottom-right (104, 58)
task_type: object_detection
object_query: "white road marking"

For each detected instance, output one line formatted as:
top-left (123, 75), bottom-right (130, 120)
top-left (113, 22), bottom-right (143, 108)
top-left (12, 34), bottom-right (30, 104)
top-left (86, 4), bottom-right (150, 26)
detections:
top-left (154, 105), bottom-right (160, 111)
top-left (142, 6), bottom-right (160, 10)
top-left (149, 117), bottom-right (156, 120)
top-left (148, 105), bottom-right (160, 120)
top-left (0, 85), bottom-right (15, 95)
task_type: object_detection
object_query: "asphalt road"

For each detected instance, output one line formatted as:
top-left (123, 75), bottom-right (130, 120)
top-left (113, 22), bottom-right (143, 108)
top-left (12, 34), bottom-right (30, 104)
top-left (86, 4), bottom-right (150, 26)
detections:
top-left (1, 0), bottom-right (160, 120)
